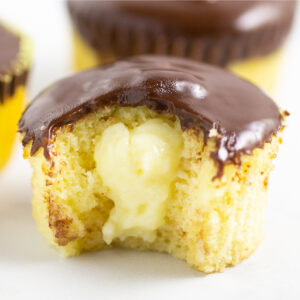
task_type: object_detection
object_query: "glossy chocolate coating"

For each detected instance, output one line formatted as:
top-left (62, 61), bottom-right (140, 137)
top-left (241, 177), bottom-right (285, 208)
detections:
top-left (19, 55), bottom-right (282, 174)
top-left (0, 24), bottom-right (29, 102)
top-left (0, 24), bottom-right (19, 76)
top-left (68, 0), bottom-right (296, 65)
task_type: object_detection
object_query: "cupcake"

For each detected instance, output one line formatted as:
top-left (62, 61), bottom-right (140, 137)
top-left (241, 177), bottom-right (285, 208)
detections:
top-left (67, 0), bottom-right (296, 94)
top-left (19, 55), bottom-right (285, 273)
top-left (0, 22), bottom-right (32, 171)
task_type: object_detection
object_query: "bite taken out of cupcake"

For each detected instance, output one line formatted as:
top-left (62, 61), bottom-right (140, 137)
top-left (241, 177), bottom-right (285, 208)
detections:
top-left (0, 22), bottom-right (32, 171)
top-left (19, 55), bottom-right (286, 273)
top-left (67, 0), bottom-right (297, 95)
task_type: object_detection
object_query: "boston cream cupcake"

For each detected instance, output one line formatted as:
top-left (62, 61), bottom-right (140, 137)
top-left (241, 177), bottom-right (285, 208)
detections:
top-left (0, 23), bottom-right (32, 171)
top-left (19, 55), bottom-right (285, 273)
top-left (67, 0), bottom-right (296, 94)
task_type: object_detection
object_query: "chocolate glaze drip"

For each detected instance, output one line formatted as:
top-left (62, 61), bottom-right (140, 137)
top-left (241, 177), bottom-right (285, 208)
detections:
top-left (68, 0), bottom-right (296, 65)
top-left (19, 55), bottom-right (282, 175)
top-left (0, 24), bottom-right (29, 102)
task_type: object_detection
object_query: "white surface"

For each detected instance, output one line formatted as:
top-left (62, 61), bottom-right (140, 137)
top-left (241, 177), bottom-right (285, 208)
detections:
top-left (0, 1), bottom-right (300, 299)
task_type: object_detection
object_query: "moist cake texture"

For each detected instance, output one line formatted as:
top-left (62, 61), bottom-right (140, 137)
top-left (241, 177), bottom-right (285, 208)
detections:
top-left (19, 55), bottom-right (284, 272)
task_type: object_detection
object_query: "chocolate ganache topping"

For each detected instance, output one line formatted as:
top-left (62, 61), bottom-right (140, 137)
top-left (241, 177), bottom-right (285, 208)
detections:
top-left (19, 55), bottom-right (282, 174)
top-left (0, 24), bottom-right (19, 77)
top-left (0, 24), bottom-right (30, 102)
top-left (68, 0), bottom-right (296, 65)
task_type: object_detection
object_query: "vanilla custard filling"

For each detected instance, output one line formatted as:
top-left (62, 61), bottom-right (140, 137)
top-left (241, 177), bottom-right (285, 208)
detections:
top-left (94, 119), bottom-right (183, 244)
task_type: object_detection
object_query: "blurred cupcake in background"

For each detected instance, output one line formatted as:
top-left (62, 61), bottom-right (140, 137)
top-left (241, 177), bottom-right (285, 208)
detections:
top-left (67, 0), bottom-right (296, 94)
top-left (0, 22), bottom-right (32, 171)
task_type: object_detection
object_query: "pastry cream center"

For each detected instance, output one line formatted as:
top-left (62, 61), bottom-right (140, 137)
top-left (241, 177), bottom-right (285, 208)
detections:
top-left (94, 119), bottom-right (183, 244)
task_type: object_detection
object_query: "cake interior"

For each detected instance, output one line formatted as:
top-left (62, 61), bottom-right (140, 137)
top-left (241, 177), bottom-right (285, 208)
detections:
top-left (24, 106), bottom-right (280, 272)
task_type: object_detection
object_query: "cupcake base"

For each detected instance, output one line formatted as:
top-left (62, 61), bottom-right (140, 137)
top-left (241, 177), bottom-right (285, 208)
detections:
top-left (24, 106), bottom-right (280, 273)
top-left (72, 29), bottom-right (283, 96)
top-left (0, 86), bottom-right (26, 170)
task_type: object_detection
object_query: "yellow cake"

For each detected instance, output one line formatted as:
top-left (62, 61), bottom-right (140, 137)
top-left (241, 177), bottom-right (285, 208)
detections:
top-left (19, 56), bottom-right (285, 273)
top-left (67, 0), bottom-right (296, 94)
top-left (0, 22), bottom-right (32, 171)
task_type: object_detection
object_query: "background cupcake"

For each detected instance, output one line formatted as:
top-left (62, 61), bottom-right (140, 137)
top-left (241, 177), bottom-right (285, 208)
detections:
top-left (0, 22), bottom-right (32, 171)
top-left (68, 0), bottom-right (296, 95)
